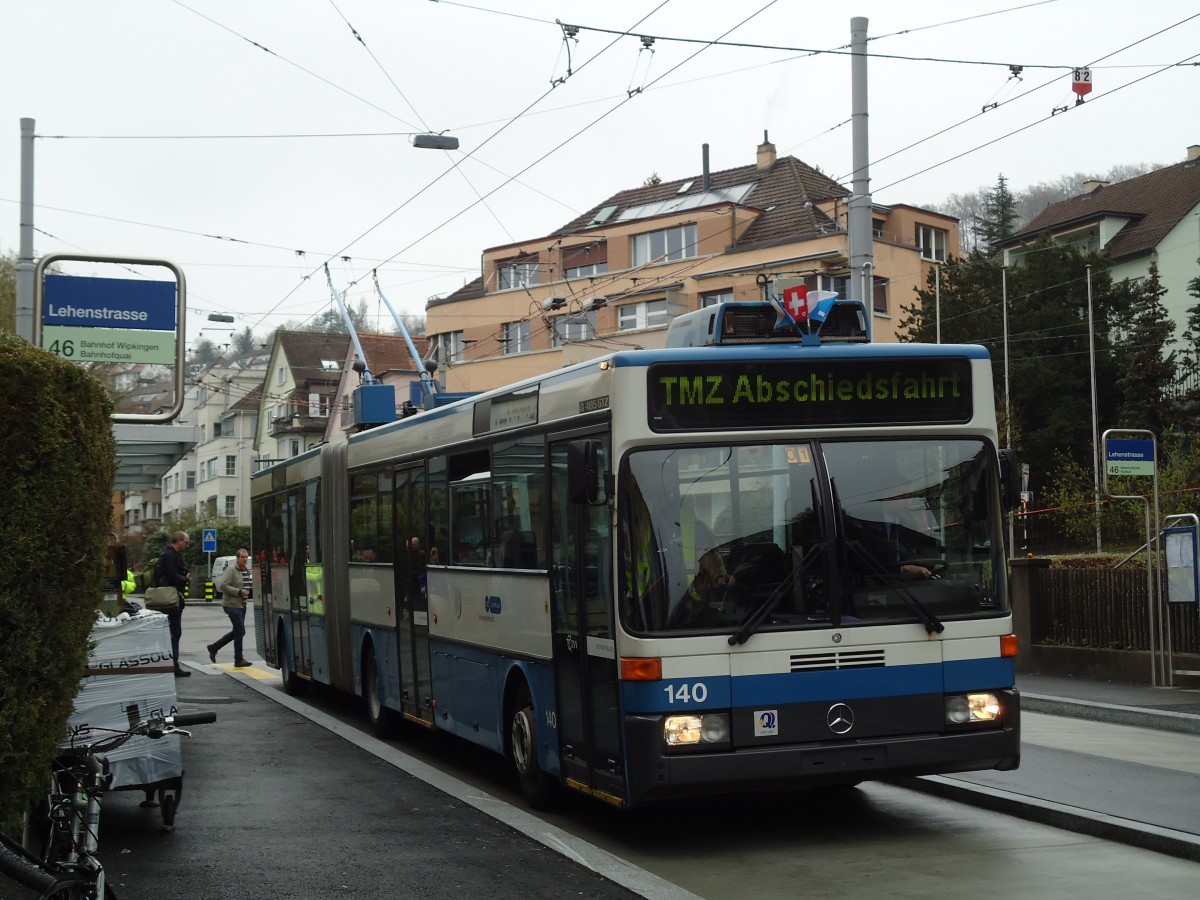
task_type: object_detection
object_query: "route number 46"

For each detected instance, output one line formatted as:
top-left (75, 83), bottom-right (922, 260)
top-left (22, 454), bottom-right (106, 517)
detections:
top-left (663, 682), bottom-right (708, 704)
top-left (46, 339), bottom-right (75, 358)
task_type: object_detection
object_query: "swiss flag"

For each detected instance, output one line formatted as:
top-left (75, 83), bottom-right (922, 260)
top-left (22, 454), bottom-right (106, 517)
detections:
top-left (782, 284), bottom-right (809, 323)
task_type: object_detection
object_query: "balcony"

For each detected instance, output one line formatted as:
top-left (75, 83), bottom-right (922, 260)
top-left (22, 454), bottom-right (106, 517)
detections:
top-left (269, 412), bottom-right (307, 436)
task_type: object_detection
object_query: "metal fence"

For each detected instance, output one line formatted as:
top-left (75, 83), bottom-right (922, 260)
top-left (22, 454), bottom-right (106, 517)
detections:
top-left (1031, 566), bottom-right (1200, 654)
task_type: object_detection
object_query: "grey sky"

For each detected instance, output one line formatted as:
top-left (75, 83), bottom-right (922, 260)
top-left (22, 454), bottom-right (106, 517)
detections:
top-left (4, 1), bottom-right (1197, 351)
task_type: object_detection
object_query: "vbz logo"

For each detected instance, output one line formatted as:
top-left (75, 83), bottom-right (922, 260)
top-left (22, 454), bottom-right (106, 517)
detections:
top-left (484, 595), bottom-right (502, 614)
top-left (754, 709), bottom-right (780, 737)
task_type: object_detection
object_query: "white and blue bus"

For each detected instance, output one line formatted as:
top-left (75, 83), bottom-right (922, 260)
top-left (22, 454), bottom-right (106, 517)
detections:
top-left (251, 300), bottom-right (1020, 809)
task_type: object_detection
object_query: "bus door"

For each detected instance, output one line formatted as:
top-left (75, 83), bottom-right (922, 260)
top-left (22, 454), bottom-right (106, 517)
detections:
top-left (549, 437), bottom-right (624, 803)
top-left (283, 489), bottom-right (311, 677)
top-left (394, 464), bottom-right (434, 724)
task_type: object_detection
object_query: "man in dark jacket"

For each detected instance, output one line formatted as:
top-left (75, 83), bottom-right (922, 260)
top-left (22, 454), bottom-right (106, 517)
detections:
top-left (154, 531), bottom-right (191, 677)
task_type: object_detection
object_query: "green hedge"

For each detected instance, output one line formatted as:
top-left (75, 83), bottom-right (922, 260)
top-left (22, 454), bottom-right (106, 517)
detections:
top-left (0, 334), bottom-right (115, 833)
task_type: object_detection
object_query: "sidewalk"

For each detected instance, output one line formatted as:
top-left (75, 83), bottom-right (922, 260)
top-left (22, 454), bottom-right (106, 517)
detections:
top-left (1018, 670), bottom-right (1200, 735)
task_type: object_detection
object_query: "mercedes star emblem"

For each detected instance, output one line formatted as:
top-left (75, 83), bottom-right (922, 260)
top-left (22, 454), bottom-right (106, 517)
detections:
top-left (827, 702), bottom-right (855, 735)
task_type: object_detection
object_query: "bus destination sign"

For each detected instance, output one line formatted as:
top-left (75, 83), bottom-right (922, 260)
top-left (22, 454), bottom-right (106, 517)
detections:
top-left (647, 357), bottom-right (973, 432)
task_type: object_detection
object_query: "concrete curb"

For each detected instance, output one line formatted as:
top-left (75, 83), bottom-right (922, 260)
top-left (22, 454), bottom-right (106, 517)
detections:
top-left (1023, 691), bottom-right (1200, 736)
top-left (893, 775), bottom-right (1200, 863)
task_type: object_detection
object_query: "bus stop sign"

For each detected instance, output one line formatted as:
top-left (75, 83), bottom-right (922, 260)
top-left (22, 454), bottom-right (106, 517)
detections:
top-left (1105, 439), bottom-right (1155, 477)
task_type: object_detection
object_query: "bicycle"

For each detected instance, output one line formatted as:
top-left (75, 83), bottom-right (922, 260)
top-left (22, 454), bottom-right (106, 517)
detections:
top-left (0, 708), bottom-right (216, 899)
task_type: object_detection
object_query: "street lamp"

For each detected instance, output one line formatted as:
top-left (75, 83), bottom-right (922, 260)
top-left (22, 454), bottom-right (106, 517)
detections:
top-left (412, 133), bottom-right (459, 150)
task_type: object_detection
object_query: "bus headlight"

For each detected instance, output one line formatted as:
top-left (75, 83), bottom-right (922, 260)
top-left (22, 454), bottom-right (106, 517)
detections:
top-left (945, 693), bottom-right (1001, 725)
top-left (664, 713), bottom-right (730, 748)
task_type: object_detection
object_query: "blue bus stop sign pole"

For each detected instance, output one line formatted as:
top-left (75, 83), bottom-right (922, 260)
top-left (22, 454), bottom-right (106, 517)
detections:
top-left (202, 528), bottom-right (217, 576)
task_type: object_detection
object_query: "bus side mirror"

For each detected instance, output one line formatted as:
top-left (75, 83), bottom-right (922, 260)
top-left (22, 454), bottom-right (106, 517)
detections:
top-left (568, 440), bottom-right (601, 505)
top-left (998, 449), bottom-right (1020, 511)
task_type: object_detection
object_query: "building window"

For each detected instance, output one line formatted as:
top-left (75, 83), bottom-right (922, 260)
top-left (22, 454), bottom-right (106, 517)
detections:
top-left (202, 458), bottom-right (218, 481)
top-left (224, 495), bottom-right (237, 517)
top-left (565, 260), bottom-right (608, 279)
top-left (437, 331), bottom-right (466, 363)
top-left (551, 312), bottom-right (596, 347)
top-left (872, 276), bottom-right (889, 315)
top-left (917, 225), bottom-right (948, 262)
top-left (618, 299), bottom-right (669, 331)
top-left (225, 455), bottom-right (237, 476)
top-left (200, 424), bottom-right (207, 444)
top-left (806, 274), bottom-right (851, 300)
top-left (185, 471), bottom-right (196, 491)
top-left (497, 259), bottom-right (539, 290)
top-left (213, 421), bottom-right (222, 439)
top-left (276, 365), bottom-right (286, 385)
top-left (701, 289), bottom-right (734, 308)
top-left (631, 223), bottom-right (698, 267)
top-left (501, 320), bottom-right (531, 354)
top-left (563, 241), bottom-right (609, 280)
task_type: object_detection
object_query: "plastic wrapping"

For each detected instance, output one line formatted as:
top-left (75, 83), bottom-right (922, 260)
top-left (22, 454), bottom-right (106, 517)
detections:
top-left (67, 611), bottom-right (182, 789)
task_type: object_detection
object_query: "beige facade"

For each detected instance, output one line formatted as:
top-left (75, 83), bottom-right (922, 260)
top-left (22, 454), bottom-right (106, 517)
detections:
top-left (427, 141), bottom-right (960, 395)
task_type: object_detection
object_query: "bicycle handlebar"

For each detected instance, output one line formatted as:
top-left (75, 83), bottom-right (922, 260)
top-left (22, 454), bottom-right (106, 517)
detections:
top-left (171, 711), bottom-right (217, 727)
top-left (0, 834), bottom-right (79, 895)
top-left (63, 709), bottom-right (218, 755)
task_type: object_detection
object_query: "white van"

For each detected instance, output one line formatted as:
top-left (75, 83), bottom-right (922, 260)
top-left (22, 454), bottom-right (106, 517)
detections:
top-left (210, 556), bottom-right (238, 586)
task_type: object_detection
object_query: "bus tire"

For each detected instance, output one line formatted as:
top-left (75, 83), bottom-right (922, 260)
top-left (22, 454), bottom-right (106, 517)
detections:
top-left (279, 625), bottom-right (307, 696)
top-left (364, 644), bottom-right (400, 738)
top-left (509, 684), bottom-right (557, 810)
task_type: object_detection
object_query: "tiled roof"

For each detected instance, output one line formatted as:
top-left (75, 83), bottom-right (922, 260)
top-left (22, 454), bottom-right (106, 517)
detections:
top-left (553, 155), bottom-right (847, 247)
top-left (1005, 158), bottom-right (1200, 259)
top-left (356, 332), bottom-right (429, 377)
top-left (276, 330), bottom-right (351, 387)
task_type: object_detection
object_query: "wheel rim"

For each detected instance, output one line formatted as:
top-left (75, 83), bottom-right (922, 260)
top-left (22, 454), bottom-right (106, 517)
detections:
top-left (511, 707), bottom-right (533, 774)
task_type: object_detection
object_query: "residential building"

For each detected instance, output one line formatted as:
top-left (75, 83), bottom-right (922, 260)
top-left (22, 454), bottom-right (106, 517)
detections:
top-left (324, 332), bottom-right (432, 442)
top-left (426, 137), bottom-right (960, 393)
top-left (253, 331), bottom-right (351, 470)
top-left (122, 486), bottom-right (162, 536)
top-left (1000, 145), bottom-right (1200, 344)
top-left (161, 357), bottom-right (264, 525)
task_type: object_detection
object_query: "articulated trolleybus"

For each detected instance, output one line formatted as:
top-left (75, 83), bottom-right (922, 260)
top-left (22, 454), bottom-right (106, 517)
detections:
top-left (252, 300), bottom-right (1020, 809)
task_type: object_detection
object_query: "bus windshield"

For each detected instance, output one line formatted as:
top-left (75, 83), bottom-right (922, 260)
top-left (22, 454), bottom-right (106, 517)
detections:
top-left (618, 438), bottom-right (1008, 636)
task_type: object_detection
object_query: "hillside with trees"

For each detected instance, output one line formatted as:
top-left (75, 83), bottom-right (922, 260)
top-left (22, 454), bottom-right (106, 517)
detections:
top-left (930, 163), bottom-right (1164, 252)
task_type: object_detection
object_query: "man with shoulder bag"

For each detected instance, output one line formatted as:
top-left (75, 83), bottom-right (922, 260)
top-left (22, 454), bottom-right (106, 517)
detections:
top-left (150, 531), bottom-right (192, 677)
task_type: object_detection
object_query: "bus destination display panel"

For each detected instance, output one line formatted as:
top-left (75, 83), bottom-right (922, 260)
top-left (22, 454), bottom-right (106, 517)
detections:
top-left (648, 357), bottom-right (973, 431)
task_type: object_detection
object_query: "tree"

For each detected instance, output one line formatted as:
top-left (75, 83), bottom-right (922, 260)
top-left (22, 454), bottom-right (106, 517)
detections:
top-left (901, 237), bottom-right (1123, 484)
top-left (189, 336), bottom-right (220, 368)
top-left (1112, 263), bottom-right (1176, 435)
top-left (307, 296), bottom-right (369, 334)
top-left (233, 325), bottom-right (258, 356)
top-left (977, 174), bottom-right (1019, 256)
top-left (0, 249), bottom-right (15, 334)
top-left (1176, 259), bottom-right (1200, 416)
top-left (393, 312), bottom-right (425, 338)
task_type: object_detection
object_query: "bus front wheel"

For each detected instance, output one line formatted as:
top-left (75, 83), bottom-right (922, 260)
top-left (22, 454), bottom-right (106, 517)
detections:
top-left (509, 685), bottom-right (557, 809)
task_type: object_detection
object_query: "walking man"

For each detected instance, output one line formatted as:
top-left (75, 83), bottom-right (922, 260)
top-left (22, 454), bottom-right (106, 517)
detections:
top-left (154, 531), bottom-right (191, 677)
top-left (208, 548), bottom-right (253, 667)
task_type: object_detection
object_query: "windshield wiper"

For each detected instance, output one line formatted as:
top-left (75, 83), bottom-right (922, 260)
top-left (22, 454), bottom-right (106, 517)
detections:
top-left (728, 541), bottom-right (825, 646)
top-left (830, 478), bottom-right (944, 635)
